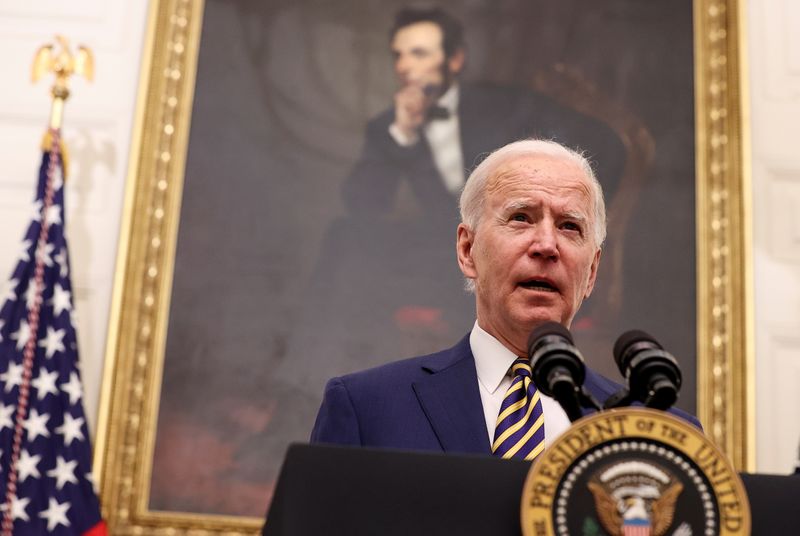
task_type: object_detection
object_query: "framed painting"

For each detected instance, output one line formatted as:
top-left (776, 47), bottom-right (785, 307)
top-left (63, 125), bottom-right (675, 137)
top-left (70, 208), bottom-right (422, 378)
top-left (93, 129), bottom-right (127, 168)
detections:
top-left (95, 0), bottom-right (751, 532)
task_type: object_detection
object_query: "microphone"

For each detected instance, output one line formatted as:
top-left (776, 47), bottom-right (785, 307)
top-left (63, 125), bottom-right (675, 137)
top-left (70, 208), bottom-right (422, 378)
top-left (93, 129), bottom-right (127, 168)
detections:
top-left (527, 322), bottom-right (588, 422)
top-left (613, 330), bottom-right (682, 410)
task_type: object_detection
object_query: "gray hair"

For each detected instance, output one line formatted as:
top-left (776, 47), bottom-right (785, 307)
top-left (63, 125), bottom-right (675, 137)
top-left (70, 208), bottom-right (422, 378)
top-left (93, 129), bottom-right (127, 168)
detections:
top-left (458, 139), bottom-right (606, 293)
top-left (459, 138), bottom-right (607, 246)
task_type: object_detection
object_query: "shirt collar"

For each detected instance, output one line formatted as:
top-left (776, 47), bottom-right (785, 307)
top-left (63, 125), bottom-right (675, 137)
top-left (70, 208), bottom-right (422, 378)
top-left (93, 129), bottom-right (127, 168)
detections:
top-left (470, 320), bottom-right (518, 395)
top-left (437, 82), bottom-right (459, 114)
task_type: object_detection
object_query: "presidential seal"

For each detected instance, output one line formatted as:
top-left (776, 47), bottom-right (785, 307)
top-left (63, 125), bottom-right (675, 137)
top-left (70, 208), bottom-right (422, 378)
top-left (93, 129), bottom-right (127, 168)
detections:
top-left (520, 408), bottom-right (750, 536)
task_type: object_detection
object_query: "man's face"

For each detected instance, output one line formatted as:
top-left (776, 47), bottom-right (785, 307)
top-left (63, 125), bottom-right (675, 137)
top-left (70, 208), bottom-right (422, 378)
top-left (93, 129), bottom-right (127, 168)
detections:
top-left (391, 21), bottom-right (463, 93)
top-left (457, 154), bottom-right (602, 350)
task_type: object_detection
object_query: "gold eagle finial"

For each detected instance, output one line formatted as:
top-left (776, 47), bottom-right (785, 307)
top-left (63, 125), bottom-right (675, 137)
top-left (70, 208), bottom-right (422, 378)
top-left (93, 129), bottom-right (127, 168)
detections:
top-left (32, 35), bottom-right (94, 130)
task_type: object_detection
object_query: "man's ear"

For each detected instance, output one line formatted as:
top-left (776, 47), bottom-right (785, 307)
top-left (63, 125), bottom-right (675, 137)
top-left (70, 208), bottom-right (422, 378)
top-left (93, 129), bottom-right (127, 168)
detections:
top-left (583, 248), bottom-right (602, 299)
top-left (448, 48), bottom-right (465, 75)
top-left (456, 223), bottom-right (477, 279)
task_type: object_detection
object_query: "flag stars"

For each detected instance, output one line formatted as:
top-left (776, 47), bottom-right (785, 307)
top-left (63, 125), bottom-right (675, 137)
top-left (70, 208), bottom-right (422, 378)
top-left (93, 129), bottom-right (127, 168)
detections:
top-left (36, 242), bottom-right (55, 267)
top-left (18, 240), bottom-right (32, 262)
top-left (45, 204), bottom-right (62, 226)
top-left (25, 278), bottom-right (40, 310)
top-left (0, 403), bottom-right (16, 431)
top-left (54, 248), bottom-right (69, 278)
top-left (23, 408), bottom-right (51, 441)
top-left (0, 362), bottom-right (24, 393)
top-left (11, 320), bottom-right (32, 352)
top-left (32, 368), bottom-right (60, 400)
top-left (3, 151), bottom-right (104, 529)
top-left (55, 413), bottom-right (85, 447)
top-left (38, 497), bottom-right (71, 532)
top-left (60, 372), bottom-right (83, 406)
top-left (50, 283), bottom-right (72, 316)
top-left (17, 449), bottom-right (42, 482)
top-left (33, 200), bottom-right (62, 226)
top-left (31, 200), bottom-right (43, 222)
top-left (46, 456), bottom-right (79, 490)
top-left (2, 279), bottom-right (19, 303)
top-left (39, 326), bottom-right (66, 358)
top-left (3, 495), bottom-right (30, 522)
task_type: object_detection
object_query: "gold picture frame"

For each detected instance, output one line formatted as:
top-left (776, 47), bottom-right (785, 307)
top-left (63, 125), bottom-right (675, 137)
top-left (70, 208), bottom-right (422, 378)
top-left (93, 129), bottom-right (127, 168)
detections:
top-left (94, 0), bottom-right (752, 533)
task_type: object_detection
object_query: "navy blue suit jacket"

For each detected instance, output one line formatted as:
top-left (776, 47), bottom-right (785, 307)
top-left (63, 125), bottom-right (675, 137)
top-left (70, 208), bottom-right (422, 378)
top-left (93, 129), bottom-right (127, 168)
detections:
top-left (311, 335), bottom-right (701, 454)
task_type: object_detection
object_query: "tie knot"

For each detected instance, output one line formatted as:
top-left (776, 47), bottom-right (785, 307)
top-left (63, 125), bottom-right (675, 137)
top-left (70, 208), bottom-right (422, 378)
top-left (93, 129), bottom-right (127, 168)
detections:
top-left (511, 357), bottom-right (532, 378)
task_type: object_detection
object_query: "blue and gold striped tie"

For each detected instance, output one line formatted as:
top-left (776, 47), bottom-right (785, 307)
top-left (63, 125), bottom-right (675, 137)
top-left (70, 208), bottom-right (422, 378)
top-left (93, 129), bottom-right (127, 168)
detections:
top-left (492, 357), bottom-right (546, 461)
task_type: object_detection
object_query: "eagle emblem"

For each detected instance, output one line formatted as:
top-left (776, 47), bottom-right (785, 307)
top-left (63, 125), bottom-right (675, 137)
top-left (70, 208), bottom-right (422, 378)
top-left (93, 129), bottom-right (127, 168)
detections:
top-left (587, 461), bottom-right (683, 536)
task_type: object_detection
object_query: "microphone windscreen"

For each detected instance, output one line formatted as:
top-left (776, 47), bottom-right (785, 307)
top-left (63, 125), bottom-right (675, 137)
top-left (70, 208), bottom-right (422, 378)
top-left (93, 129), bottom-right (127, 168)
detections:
top-left (613, 329), bottom-right (662, 368)
top-left (527, 321), bottom-right (573, 354)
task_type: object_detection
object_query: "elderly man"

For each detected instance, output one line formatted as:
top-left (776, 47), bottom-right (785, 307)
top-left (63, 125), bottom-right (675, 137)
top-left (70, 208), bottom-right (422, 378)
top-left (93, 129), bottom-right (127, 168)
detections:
top-left (311, 139), bottom-right (698, 458)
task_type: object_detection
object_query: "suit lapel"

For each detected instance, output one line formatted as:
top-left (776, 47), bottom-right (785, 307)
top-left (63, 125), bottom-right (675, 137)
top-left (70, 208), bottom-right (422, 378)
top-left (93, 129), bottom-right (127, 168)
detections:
top-left (412, 338), bottom-right (491, 455)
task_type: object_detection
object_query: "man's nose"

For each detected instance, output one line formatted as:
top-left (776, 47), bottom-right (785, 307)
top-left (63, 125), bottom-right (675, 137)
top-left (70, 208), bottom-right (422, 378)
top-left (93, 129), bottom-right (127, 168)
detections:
top-left (527, 226), bottom-right (559, 260)
top-left (395, 55), bottom-right (410, 75)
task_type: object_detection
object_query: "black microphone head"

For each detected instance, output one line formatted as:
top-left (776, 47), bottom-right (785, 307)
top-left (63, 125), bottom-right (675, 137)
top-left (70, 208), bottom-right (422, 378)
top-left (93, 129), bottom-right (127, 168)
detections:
top-left (613, 329), bottom-right (662, 372)
top-left (527, 321), bottom-right (573, 356)
top-left (527, 322), bottom-right (584, 389)
top-left (526, 322), bottom-right (585, 420)
top-left (613, 329), bottom-right (682, 410)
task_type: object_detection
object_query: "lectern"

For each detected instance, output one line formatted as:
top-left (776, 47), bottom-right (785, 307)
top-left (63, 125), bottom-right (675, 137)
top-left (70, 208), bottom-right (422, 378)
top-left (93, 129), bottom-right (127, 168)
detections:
top-left (264, 443), bottom-right (800, 535)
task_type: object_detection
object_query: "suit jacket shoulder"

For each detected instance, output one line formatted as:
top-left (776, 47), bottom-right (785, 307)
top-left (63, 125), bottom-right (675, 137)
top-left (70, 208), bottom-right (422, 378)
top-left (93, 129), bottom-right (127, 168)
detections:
top-left (583, 367), bottom-right (703, 430)
top-left (311, 336), bottom-right (491, 455)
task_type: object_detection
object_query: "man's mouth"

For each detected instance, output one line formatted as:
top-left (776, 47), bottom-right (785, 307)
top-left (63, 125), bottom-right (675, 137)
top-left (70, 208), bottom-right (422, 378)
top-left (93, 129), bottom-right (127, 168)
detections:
top-left (519, 278), bottom-right (558, 293)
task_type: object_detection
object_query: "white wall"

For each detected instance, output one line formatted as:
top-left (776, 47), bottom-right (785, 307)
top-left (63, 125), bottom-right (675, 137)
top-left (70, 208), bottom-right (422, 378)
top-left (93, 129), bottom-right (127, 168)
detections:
top-left (748, 0), bottom-right (800, 474)
top-left (0, 0), bottom-right (150, 436)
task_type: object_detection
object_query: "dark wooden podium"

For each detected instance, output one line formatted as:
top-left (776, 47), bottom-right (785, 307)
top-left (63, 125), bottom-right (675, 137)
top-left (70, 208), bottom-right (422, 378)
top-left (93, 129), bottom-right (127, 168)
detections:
top-left (263, 443), bottom-right (800, 535)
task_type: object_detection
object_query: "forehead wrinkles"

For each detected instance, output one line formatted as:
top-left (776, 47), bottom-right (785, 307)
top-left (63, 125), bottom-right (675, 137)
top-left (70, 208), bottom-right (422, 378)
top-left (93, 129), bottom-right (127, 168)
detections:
top-left (485, 158), bottom-right (594, 209)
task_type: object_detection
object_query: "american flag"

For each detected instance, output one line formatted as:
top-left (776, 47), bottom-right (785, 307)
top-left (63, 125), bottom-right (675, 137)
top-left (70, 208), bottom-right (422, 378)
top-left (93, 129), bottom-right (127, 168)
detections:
top-left (623, 519), bottom-right (651, 536)
top-left (0, 131), bottom-right (106, 534)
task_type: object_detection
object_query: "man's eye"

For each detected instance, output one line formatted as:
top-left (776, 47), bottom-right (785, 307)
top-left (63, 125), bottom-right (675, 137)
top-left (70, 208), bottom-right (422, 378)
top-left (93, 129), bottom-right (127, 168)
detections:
top-left (561, 221), bottom-right (582, 233)
top-left (511, 213), bottom-right (528, 222)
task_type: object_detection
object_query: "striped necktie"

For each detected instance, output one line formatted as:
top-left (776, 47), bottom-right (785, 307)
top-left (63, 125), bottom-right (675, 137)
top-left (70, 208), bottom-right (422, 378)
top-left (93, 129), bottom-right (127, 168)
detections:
top-left (492, 357), bottom-right (546, 461)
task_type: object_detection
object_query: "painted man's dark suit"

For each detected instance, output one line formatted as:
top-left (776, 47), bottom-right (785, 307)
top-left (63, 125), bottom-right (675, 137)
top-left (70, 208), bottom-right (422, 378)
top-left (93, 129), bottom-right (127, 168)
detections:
top-left (311, 335), bottom-right (701, 452)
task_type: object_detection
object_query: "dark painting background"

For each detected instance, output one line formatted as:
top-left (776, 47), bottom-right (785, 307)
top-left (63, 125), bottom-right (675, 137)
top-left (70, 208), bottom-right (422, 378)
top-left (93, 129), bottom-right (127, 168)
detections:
top-left (149, 0), bottom-right (695, 517)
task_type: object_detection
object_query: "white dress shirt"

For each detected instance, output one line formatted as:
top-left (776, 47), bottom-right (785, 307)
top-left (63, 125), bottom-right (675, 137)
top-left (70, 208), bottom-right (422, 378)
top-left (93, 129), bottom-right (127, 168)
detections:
top-left (388, 83), bottom-right (465, 193)
top-left (470, 321), bottom-right (572, 447)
